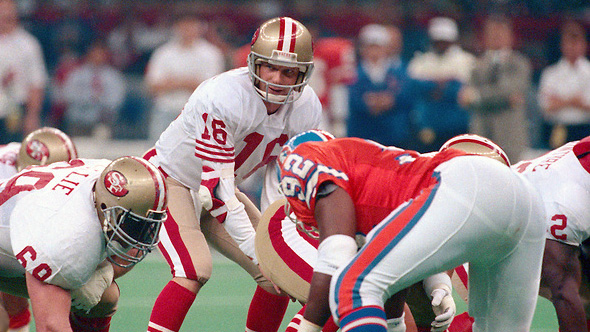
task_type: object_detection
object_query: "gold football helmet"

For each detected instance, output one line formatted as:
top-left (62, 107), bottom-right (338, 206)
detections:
top-left (94, 156), bottom-right (168, 268)
top-left (248, 16), bottom-right (314, 104)
top-left (440, 134), bottom-right (510, 166)
top-left (255, 199), bottom-right (312, 303)
top-left (17, 127), bottom-right (78, 171)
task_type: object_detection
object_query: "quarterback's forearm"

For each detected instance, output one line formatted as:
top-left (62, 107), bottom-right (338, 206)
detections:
top-left (223, 202), bottom-right (258, 264)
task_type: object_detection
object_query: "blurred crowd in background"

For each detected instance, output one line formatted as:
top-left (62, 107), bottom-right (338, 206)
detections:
top-left (1, 0), bottom-right (590, 163)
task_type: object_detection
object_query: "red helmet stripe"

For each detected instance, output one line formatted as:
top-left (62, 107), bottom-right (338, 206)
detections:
top-left (130, 156), bottom-right (167, 211)
top-left (48, 127), bottom-right (78, 160)
top-left (277, 17), bottom-right (297, 54)
top-left (446, 136), bottom-right (510, 166)
top-left (277, 17), bottom-right (286, 51)
top-left (289, 20), bottom-right (297, 53)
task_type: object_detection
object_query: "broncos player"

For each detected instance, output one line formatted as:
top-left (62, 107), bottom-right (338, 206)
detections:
top-left (256, 132), bottom-right (513, 332)
top-left (0, 156), bottom-right (167, 331)
top-left (276, 131), bottom-right (546, 332)
top-left (143, 16), bottom-right (322, 332)
top-left (0, 127), bottom-right (77, 332)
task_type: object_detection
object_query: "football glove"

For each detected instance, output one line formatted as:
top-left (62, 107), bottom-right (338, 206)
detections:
top-left (71, 260), bottom-right (114, 313)
top-left (430, 283), bottom-right (456, 332)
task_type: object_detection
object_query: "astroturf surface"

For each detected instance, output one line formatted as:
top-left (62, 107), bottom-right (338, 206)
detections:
top-left (29, 251), bottom-right (560, 331)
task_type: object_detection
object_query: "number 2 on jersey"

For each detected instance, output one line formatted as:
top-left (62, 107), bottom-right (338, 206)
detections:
top-left (549, 214), bottom-right (568, 241)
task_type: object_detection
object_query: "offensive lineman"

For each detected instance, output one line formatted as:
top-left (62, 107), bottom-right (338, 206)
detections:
top-left (277, 133), bottom-right (546, 332)
top-left (447, 136), bottom-right (590, 332)
top-left (0, 127), bottom-right (78, 332)
top-left (143, 17), bottom-right (322, 332)
top-left (0, 156), bottom-right (167, 331)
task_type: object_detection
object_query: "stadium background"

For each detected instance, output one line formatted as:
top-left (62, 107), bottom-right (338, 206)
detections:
top-left (12, 0), bottom-right (589, 330)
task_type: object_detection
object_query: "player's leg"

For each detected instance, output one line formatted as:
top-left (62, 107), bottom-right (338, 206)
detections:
top-left (330, 156), bottom-right (543, 332)
top-left (0, 300), bottom-right (8, 332)
top-left (0, 293), bottom-right (29, 332)
top-left (467, 197), bottom-right (545, 330)
top-left (147, 177), bottom-right (212, 332)
top-left (200, 193), bottom-right (289, 332)
top-left (330, 182), bottom-right (447, 332)
top-left (0, 277), bottom-right (28, 332)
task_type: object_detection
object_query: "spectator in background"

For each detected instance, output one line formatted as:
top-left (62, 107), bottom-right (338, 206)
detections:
top-left (460, 15), bottom-right (532, 162)
top-left (145, 13), bottom-right (225, 144)
top-left (347, 24), bottom-right (415, 148)
top-left (306, 23), bottom-right (356, 138)
top-left (538, 19), bottom-right (590, 149)
top-left (407, 16), bottom-right (475, 152)
top-left (0, 0), bottom-right (47, 144)
top-left (63, 40), bottom-right (126, 139)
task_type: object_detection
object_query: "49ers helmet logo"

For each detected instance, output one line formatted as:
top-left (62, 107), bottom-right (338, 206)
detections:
top-left (104, 170), bottom-right (129, 197)
top-left (251, 28), bottom-right (260, 46)
top-left (26, 140), bottom-right (49, 161)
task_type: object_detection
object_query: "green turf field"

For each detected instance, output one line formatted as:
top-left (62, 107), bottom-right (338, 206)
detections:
top-left (33, 251), bottom-right (561, 331)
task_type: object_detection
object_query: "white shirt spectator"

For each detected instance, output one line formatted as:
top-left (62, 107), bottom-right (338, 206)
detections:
top-left (0, 27), bottom-right (47, 118)
top-left (146, 38), bottom-right (224, 114)
top-left (408, 45), bottom-right (475, 83)
top-left (538, 57), bottom-right (590, 125)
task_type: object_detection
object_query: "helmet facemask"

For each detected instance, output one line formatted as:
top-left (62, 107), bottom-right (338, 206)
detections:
top-left (102, 205), bottom-right (166, 268)
top-left (94, 156), bottom-right (168, 268)
top-left (248, 52), bottom-right (314, 105)
top-left (283, 201), bottom-right (319, 239)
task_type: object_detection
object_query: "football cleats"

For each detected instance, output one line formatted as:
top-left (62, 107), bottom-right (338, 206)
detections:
top-left (248, 16), bottom-right (314, 104)
top-left (439, 134), bottom-right (510, 166)
top-left (94, 156), bottom-right (167, 268)
top-left (16, 127), bottom-right (78, 171)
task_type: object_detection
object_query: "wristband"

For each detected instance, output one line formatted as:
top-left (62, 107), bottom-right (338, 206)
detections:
top-left (298, 317), bottom-right (322, 332)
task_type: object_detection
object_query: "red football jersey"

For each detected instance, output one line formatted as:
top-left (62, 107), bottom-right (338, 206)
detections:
top-left (279, 138), bottom-right (466, 235)
top-left (311, 37), bottom-right (356, 107)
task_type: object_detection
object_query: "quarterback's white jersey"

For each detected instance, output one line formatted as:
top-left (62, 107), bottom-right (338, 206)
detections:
top-left (0, 159), bottom-right (110, 289)
top-left (514, 138), bottom-right (590, 246)
top-left (153, 67), bottom-right (323, 190)
top-left (0, 143), bottom-right (20, 180)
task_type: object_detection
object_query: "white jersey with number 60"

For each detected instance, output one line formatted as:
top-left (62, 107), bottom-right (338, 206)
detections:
top-left (0, 159), bottom-right (110, 289)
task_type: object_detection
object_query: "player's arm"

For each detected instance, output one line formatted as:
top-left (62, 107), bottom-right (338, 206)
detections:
top-left (25, 272), bottom-right (73, 332)
top-left (301, 184), bottom-right (357, 331)
top-left (199, 163), bottom-right (259, 264)
top-left (541, 239), bottom-right (586, 332)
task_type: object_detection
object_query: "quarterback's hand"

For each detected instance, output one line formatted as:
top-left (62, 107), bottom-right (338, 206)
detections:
top-left (71, 261), bottom-right (114, 313)
top-left (430, 284), bottom-right (456, 332)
